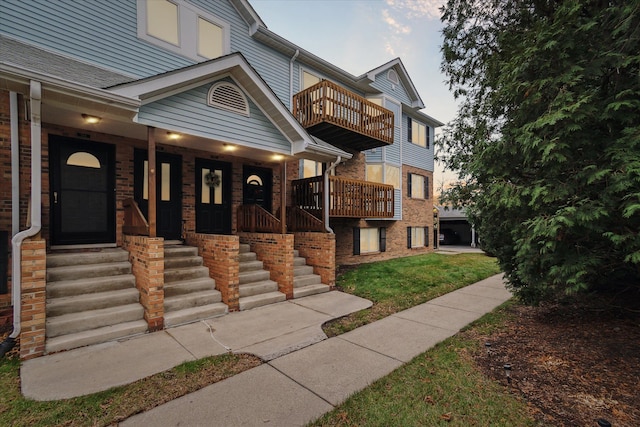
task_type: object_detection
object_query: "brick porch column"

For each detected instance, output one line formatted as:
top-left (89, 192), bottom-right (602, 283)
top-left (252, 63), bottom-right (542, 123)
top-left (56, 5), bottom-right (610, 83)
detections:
top-left (19, 237), bottom-right (46, 360)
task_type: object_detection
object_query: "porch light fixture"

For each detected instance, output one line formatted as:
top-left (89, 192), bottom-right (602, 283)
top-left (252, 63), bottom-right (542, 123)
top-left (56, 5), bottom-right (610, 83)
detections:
top-left (167, 132), bottom-right (180, 140)
top-left (272, 154), bottom-right (284, 161)
top-left (81, 114), bottom-right (101, 124)
top-left (223, 143), bottom-right (237, 152)
top-left (503, 363), bottom-right (512, 384)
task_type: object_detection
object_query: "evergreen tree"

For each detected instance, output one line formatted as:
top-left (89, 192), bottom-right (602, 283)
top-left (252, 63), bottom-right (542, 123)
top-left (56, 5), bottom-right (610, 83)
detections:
top-left (438, 1), bottom-right (640, 304)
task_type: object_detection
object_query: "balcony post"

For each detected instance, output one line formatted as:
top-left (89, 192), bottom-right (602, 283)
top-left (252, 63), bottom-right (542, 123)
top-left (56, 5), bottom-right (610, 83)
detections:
top-left (147, 126), bottom-right (157, 238)
top-left (280, 162), bottom-right (286, 234)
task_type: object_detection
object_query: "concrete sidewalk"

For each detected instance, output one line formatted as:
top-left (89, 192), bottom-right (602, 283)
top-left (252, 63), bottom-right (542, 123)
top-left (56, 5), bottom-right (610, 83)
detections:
top-left (120, 274), bottom-right (510, 427)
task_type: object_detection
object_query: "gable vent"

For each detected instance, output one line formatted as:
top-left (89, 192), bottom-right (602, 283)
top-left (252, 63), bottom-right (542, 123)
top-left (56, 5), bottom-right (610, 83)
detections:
top-left (207, 82), bottom-right (249, 116)
top-left (387, 69), bottom-right (399, 85)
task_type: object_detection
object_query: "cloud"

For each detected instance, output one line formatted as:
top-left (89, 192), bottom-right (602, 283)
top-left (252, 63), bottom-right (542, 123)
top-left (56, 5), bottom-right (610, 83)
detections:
top-left (385, 0), bottom-right (444, 20)
top-left (382, 9), bottom-right (412, 35)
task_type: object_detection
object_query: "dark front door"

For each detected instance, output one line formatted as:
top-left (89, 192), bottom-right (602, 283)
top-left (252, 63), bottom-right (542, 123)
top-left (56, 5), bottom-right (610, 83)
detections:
top-left (49, 136), bottom-right (116, 245)
top-left (243, 166), bottom-right (272, 212)
top-left (134, 149), bottom-right (182, 240)
top-left (195, 158), bottom-right (232, 234)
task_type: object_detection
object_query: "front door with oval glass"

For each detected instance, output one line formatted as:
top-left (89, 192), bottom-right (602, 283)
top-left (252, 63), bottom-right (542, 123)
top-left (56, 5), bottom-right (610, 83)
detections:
top-left (195, 158), bottom-right (232, 234)
top-left (49, 136), bottom-right (116, 245)
top-left (243, 166), bottom-right (272, 212)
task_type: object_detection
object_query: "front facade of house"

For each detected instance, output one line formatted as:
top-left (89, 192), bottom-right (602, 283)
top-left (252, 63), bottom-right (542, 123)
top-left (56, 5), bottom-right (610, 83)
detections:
top-left (0, 0), bottom-right (442, 359)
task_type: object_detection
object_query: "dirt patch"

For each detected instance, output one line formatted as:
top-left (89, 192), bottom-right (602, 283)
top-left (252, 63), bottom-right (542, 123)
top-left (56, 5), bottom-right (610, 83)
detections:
top-left (464, 302), bottom-right (640, 426)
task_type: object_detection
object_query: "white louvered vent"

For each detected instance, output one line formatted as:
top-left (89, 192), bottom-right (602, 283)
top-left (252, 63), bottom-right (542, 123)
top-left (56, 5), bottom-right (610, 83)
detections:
top-left (387, 69), bottom-right (399, 85)
top-left (207, 82), bottom-right (249, 116)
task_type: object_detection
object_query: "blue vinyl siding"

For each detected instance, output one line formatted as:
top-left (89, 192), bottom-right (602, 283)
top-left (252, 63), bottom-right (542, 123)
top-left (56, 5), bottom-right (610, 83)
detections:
top-left (138, 81), bottom-right (290, 153)
top-left (370, 70), bottom-right (412, 106)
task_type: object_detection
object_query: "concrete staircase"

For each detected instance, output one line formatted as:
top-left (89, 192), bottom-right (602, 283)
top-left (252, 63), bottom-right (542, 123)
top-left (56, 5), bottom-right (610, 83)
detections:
top-left (239, 244), bottom-right (286, 310)
top-left (45, 248), bottom-right (148, 354)
top-left (292, 250), bottom-right (330, 298)
top-left (163, 243), bottom-right (227, 327)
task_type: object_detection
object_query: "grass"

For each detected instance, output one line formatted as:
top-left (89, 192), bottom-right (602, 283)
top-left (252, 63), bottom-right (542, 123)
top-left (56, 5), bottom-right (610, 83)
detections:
top-left (310, 301), bottom-right (536, 427)
top-left (0, 252), bottom-right (503, 426)
top-left (324, 253), bottom-right (501, 336)
top-left (0, 353), bottom-right (261, 427)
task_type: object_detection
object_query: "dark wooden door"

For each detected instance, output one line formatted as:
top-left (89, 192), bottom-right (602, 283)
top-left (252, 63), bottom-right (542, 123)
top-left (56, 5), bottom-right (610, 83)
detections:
top-left (243, 166), bottom-right (272, 212)
top-left (134, 149), bottom-right (182, 240)
top-left (49, 136), bottom-right (115, 245)
top-left (195, 158), bottom-right (232, 234)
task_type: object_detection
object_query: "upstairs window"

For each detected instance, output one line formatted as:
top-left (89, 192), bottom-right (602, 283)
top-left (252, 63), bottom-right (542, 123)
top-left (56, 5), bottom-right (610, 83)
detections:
top-left (366, 164), bottom-right (400, 189)
top-left (407, 117), bottom-right (430, 148)
top-left (138, 0), bottom-right (229, 61)
top-left (408, 173), bottom-right (429, 199)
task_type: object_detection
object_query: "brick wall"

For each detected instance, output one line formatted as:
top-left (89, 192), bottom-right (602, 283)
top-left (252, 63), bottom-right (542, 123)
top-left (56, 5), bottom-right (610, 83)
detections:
top-left (123, 235), bottom-right (164, 331)
top-left (293, 232), bottom-right (336, 287)
top-left (238, 232), bottom-right (294, 298)
top-left (19, 237), bottom-right (46, 360)
top-left (185, 232), bottom-right (239, 311)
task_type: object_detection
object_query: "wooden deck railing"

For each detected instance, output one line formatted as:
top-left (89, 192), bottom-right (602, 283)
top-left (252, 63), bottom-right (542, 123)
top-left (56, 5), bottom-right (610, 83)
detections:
top-left (237, 204), bottom-right (282, 233)
top-left (291, 176), bottom-right (394, 219)
top-left (287, 206), bottom-right (325, 232)
top-left (293, 80), bottom-right (394, 146)
top-left (123, 198), bottom-right (149, 236)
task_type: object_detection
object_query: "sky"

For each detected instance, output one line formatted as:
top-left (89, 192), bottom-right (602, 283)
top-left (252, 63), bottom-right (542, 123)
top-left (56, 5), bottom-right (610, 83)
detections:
top-left (249, 0), bottom-right (459, 189)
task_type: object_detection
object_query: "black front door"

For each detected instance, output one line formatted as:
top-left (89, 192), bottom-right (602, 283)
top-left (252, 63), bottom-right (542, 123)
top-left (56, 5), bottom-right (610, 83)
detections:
top-left (49, 136), bottom-right (116, 245)
top-left (195, 158), bottom-right (232, 234)
top-left (243, 166), bottom-right (272, 212)
top-left (134, 149), bottom-right (182, 240)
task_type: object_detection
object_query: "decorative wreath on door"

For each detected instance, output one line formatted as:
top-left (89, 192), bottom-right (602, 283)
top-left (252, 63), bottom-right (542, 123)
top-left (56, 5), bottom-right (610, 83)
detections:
top-left (204, 172), bottom-right (221, 187)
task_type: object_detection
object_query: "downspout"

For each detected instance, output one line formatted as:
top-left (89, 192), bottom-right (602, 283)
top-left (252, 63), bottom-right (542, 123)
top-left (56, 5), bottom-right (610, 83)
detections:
top-left (1, 81), bottom-right (42, 357)
top-left (289, 49), bottom-right (300, 109)
top-left (10, 92), bottom-right (19, 236)
top-left (323, 156), bottom-right (342, 233)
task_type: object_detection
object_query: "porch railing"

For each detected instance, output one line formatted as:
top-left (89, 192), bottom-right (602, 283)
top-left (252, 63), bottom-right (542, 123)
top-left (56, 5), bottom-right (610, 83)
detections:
top-left (287, 206), bottom-right (325, 232)
top-left (237, 204), bottom-right (282, 233)
top-left (123, 198), bottom-right (149, 236)
top-left (291, 176), bottom-right (394, 219)
top-left (293, 80), bottom-right (394, 147)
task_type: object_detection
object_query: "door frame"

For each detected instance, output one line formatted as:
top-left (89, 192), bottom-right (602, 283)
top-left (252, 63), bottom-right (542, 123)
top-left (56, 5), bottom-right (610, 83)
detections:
top-left (242, 165), bottom-right (273, 212)
top-left (195, 158), bottom-right (232, 234)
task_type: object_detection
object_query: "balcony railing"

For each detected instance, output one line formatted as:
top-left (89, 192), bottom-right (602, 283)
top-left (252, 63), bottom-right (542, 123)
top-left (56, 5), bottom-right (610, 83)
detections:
top-left (293, 80), bottom-right (394, 151)
top-left (291, 176), bottom-right (394, 219)
top-left (237, 204), bottom-right (282, 233)
top-left (123, 198), bottom-right (149, 236)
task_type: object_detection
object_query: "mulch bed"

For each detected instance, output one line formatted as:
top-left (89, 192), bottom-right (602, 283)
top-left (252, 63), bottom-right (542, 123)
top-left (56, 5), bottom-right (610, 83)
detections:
top-left (464, 301), bottom-right (640, 426)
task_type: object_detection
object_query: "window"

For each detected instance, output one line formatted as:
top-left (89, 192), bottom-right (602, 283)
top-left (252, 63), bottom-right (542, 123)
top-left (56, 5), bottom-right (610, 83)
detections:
top-left (138, 0), bottom-right (229, 61)
top-left (407, 118), bottom-right (430, 148)
top-left (301, 159), bottom-right (323, 178)
top-left (353, 227), bottom-right (386, 255)
top-left (407, 227), bottom-right (428, 248)
top-left (302, 71), bottom-right (321, 90)
top-left (408, 173), bottom-right (429, 199)
top-left (367, 164), bottom-right (400, 189)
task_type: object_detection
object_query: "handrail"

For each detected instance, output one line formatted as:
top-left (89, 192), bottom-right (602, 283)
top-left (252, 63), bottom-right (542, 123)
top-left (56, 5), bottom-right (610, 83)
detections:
top-left (293, 80), bottom-right (394, 144)
top-left (287, 206), bottom-right (325, 232)
top-left (291, 176), bottom-right (394, 219)
top-left (123, 198), bottom-right (149, 236)
top-left (237, 204), bottom-right (282, 233)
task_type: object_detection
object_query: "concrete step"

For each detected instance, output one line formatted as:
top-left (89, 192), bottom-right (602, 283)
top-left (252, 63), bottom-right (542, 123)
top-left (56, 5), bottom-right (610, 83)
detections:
top-left (293, 274), bottom-right (323, 288)
top-left (293, 256), bottom-right (307, 266)
top-left (239, 291), bottom-right (286, 311)
top-left (46, 248), bottom-right (129, 268)
top-left (240, 244), bottom-right (251, 253)
top-left (164, 245), bottom-right (198, 258)
top-left (164, 290), bottom-right (222, 312)
top-left (164, 303), bottom-right (228, 328)
top-left (45, 320), bottom-right (148, 354)
top-left (239, 251), bottom-right (257, 262)
top-left (239, 260), bottom-right (264, 272)
top-left (239, 280), bottom-right (278, 297)
top-left (164, 266), bottom-right (210, 283)
top-left (164, 255), bottom-right (204, 269)
top-left (46, 304), bottom-right (144, 338)
top-left (294, 265), bottom-right (315, 276)
top-left (293, 249), bottom-right (299, 257)
top-left (164, 277), bottom-right (215, 297)
top-left (47, 261), bottom-right (132, 282)
top-left (46, 274), bottom-right (136, 298)
top-left (293, 284), bottom-right (331, 299)
top-left (46, 288), bottom-right (140, 317)
top-left (239, 269), bottom-right (270, 284)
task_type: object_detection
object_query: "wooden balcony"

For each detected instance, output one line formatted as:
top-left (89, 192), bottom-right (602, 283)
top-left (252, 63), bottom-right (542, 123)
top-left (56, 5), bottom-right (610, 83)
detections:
top-left (291, 176), bottom-right (394, 219)
top-left (293, 80), bottom-right (394, 152)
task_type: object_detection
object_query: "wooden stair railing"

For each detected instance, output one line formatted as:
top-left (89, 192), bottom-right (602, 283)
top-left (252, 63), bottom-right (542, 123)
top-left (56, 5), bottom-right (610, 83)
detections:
top-left (237, 204), bottom-right (282, 233)
top-left (123, 198), bottom-right (149, 236)
top-left (287, 206), bottom-right (325, 232)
